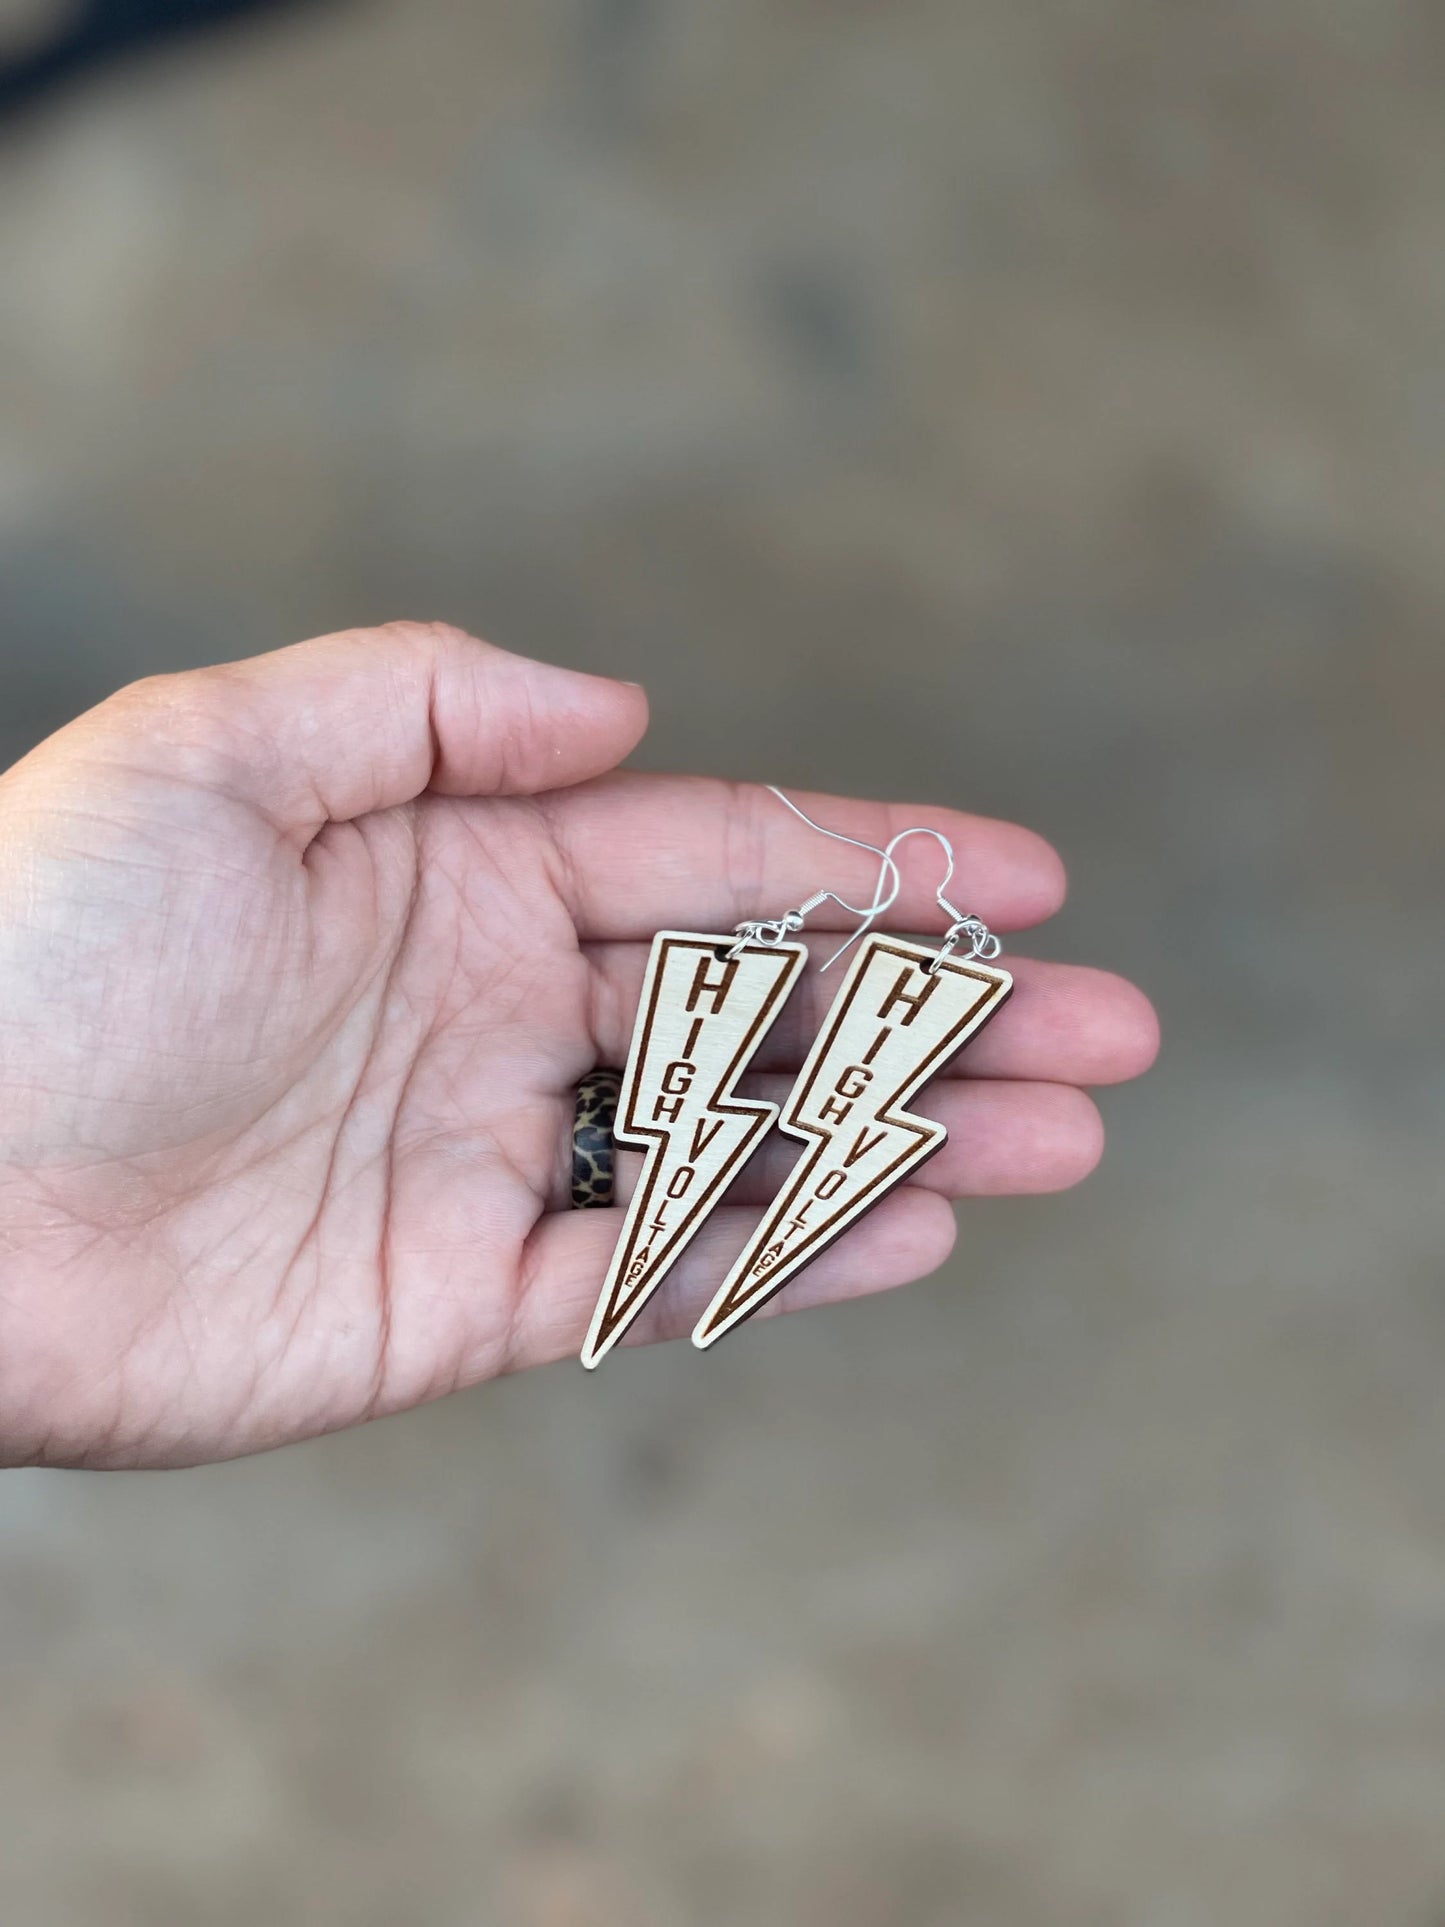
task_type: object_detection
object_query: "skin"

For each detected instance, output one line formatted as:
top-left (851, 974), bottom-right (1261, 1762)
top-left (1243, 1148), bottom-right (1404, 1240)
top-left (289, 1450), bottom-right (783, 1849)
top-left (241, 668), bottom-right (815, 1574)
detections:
top-left (0, 622), bottom-right (1158, 1468)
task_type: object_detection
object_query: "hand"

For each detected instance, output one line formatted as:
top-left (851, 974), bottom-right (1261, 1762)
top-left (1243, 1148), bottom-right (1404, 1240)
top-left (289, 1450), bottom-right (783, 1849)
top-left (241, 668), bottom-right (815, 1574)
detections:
top-left (0, 623), bottom-right (1157, 1467)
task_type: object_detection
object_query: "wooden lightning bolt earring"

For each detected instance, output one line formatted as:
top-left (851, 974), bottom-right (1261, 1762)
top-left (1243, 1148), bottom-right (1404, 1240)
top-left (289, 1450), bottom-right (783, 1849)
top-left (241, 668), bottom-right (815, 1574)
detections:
top-left (692, 815), bottom-right (1013, 1349)
top-left (579, 806), bottom-right (900, 1369)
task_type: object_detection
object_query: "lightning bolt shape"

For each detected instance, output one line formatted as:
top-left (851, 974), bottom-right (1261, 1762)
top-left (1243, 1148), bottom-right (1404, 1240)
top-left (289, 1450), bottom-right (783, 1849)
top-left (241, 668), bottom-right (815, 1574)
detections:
top-left (692, 935), bottom-right (1012, 1348)
top-left (580, 932), bottom-right (806, 1368)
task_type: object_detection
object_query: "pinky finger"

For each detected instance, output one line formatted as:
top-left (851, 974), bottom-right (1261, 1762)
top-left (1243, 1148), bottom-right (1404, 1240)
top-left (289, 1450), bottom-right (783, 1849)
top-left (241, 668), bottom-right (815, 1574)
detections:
top-left (511, 1190), bottom-right (958, 1369)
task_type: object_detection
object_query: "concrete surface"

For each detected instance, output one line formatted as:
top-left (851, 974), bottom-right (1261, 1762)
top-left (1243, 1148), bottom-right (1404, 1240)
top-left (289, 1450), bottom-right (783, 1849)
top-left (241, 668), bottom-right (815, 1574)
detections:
top-left (1, 2), bottom-right (1443, 1922)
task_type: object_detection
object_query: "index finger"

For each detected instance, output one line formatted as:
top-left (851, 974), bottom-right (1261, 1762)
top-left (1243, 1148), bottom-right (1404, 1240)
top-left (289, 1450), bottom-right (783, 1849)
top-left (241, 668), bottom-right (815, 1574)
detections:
top-left (537, 774), bottom-right (1066, 942)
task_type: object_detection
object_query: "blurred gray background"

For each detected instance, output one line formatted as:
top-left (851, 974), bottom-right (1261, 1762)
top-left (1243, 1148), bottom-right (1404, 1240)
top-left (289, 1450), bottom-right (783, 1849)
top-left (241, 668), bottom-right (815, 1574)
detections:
top-left (2, 2), bottom-right (1443, 1922)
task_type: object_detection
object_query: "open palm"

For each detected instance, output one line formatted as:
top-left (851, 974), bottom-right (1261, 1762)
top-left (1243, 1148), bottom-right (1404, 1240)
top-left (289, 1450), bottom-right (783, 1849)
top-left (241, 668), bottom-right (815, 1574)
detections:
top-left (0, 624), bottom-right (1156, 1467)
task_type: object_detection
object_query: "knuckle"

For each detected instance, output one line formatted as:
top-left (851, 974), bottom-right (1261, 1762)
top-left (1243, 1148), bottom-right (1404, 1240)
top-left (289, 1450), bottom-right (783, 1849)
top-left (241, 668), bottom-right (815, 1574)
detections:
top-left (107, 665), bottom-right (229, 725)
top-left (90, 666), bottom-right (258, 785)
top-left (720, 778), bottom-right (769, 917)
top-left (368, 618), bottom-right (480, 659)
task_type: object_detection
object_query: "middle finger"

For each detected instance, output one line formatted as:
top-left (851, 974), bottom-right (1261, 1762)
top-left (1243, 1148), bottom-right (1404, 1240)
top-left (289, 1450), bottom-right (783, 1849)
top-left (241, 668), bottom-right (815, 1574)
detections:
top-left (584, 937), bottom-right (1158, 1088)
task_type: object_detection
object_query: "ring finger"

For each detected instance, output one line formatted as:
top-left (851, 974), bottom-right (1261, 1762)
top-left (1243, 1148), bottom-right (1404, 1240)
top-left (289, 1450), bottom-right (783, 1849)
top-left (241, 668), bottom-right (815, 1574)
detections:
top-left (607, 1076), bottom-right (1105, 1206)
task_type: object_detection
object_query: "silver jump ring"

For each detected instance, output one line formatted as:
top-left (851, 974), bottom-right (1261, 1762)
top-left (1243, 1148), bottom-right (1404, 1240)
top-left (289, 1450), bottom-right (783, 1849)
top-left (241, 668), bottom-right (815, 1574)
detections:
top-left (726, 910), bottom-right (804, 960)
top-left (924, 915), bottom-right (1000, 974)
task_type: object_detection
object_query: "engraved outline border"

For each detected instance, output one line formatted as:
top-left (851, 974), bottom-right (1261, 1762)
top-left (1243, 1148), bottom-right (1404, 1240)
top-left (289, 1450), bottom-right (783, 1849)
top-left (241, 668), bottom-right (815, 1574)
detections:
top-left (696, 936), bottom-right (1012, 1340)
top-left (583, 932), bottom-right (806, 1358)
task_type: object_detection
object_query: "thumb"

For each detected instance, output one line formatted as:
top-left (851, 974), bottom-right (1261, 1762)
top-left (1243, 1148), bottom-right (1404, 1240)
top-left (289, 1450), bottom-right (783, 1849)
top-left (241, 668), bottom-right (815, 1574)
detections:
top-left (71, 621), bottom-right (649, 843)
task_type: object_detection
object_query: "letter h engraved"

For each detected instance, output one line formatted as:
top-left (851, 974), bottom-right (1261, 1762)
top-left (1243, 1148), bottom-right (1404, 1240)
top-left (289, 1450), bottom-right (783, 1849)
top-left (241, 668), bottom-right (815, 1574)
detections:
top-left (877, 965), bottom-right (940, 1026)
top-left (686, 952), bottom-right (738, 1015)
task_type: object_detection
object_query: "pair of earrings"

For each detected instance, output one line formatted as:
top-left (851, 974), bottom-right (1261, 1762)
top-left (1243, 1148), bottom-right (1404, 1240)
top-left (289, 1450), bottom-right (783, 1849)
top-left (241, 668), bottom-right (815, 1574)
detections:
top-left (579, 791), bottom-right (1013, 1368)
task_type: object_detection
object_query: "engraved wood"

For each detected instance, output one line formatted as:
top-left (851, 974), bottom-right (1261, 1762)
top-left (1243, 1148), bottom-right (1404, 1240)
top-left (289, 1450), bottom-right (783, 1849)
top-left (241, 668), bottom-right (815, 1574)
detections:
top-left (580, 932), bottom-right (806, 1368)
top-left (691, 935), bottom-right (1012, 1348)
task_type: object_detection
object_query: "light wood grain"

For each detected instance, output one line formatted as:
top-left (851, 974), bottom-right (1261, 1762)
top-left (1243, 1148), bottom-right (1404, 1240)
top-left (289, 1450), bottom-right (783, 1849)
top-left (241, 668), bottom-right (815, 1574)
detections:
top-left (693, 936), bottom-right (1012, 1347)
top-left (580, 932), bottom-right (806, 1368)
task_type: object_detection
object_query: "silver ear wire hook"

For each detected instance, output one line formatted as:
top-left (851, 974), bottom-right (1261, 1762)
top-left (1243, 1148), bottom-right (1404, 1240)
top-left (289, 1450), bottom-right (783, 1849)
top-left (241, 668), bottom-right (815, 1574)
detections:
top-left (734, 790), bottom-right (1000, 974)
top-left (727, 788), bottom-right (901, 965)
top-left (868, 824), bottom-right (1002, 974)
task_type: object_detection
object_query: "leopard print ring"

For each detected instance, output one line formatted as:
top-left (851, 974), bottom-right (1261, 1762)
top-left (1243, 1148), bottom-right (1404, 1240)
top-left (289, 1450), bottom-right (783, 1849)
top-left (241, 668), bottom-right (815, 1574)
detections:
top-left (571, 1070), bottom-right (623, 1208)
